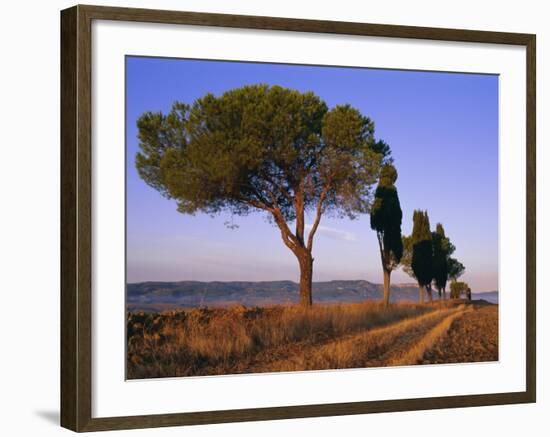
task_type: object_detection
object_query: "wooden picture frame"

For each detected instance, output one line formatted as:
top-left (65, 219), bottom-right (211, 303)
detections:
top-left (61, 4), bottom-right (536, 432)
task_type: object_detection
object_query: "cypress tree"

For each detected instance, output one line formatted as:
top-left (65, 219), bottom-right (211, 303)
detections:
top-left (432, 223), bottom-right (454, 300)
top-left (411, 210), bottom-right (434, 303)
top-left (370, 164), bottom-right (403, 306)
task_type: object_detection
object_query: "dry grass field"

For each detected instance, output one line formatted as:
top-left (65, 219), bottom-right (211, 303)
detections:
top-left (127, 300), bottom-right (498, 379)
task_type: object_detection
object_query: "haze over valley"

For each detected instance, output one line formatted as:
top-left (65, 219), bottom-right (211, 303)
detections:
top-left (127, 280), bottom-right (498, 312)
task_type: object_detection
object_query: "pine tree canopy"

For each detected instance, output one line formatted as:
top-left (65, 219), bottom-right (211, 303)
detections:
top-left (135, 84), bottom-right (386, 223)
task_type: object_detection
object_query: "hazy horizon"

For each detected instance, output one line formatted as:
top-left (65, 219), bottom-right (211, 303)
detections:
top-left (125, 277), bottom-right (499, 294)
top-left (126, 57), bottom-right (499, 293)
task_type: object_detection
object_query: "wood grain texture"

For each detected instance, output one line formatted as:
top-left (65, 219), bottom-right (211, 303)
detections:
top-left (525, 35), bottom-right (536, 403)
top-left (60, 5), bottom-right (78, 431)
top-left (60, 4), bottom-right (536, 432)
top-left (78, 4), bottom-right (533, 44)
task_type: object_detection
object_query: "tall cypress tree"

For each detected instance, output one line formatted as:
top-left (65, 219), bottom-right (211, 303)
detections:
top-left (411, 210), bottom-right (434, 303)
top-left (370, 164), bottom-right (403, 307)
top-left (432, 223), bottom-right (454, 300)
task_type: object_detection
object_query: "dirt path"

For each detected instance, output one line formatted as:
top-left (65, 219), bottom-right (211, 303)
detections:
top-left (381, 306), bottom-right (470, 366)
top-left (421, 305), bottom-right (498, 364)
top-left (241, 305), bottom-right (469, 372)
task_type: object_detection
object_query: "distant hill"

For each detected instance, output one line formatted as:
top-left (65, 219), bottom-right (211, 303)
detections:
top-left (471, 291), bottom-right (499, 304)
top-left (127, 280), bottom-right (498, 312)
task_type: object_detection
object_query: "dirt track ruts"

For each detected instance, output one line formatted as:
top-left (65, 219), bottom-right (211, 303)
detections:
top-left (421, 305), bottom-right (498, 364)
top-left (243, 305), bottom-right (469, 372)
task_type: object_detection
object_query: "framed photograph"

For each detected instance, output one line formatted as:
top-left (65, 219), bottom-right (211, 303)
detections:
top-left (60, 4), bottom-right (536, 432)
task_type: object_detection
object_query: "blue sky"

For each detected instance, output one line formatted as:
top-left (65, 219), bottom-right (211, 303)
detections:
top-left (126, 57), bottom-right (498, 292)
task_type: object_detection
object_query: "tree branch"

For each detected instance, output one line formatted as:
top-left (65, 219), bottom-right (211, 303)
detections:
top-left (306, 184), bottom-right (330, 251)
top-left (294, 180), bottom-right (305, 245)
top-left (257, 164), bottom-right (295, 206)
top-left (271, 207), bottom-right (300, 253)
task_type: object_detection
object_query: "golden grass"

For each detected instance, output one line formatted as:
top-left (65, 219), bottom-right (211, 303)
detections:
top-left (126, 300), bottom-right (489, 379)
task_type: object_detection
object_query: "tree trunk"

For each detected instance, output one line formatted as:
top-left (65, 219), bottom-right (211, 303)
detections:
top-left (427, 284), bottom-right (433, 303)
top-left (383, 269), bottom-right (391, 307)
top-left (419, 284), bottom-right (425, 304)
top-left (442, 285), bottom-right (446, 300)
top-left (297, 252), bottom-right (313, 307)
top-left (437, 286), bottom-right (442, 300)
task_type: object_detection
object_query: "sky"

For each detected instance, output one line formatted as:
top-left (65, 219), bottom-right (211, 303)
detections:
top-left (126, 57), bottom-right (499, 292)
